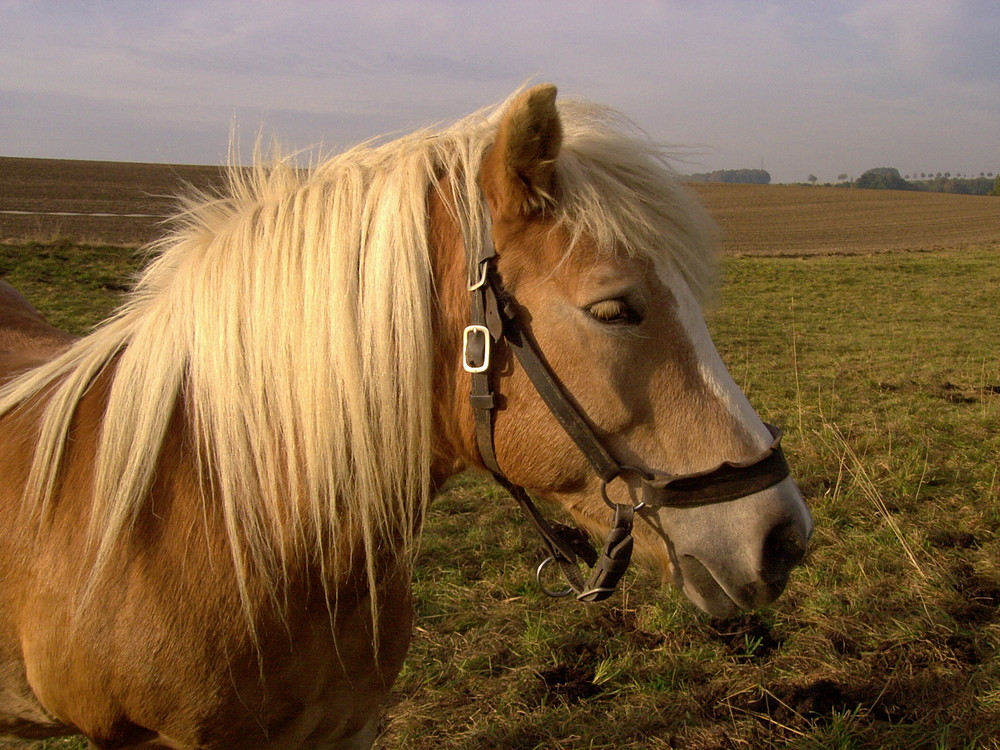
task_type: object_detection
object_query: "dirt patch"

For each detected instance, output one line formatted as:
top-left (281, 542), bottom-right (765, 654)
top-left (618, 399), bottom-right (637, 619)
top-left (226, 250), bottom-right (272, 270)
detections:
top-left (537, 663), bottom-right (601, 703)
top-left (706, 613), bottom-right (782, 662)
top-left (929, 530), bottom-right (980, 549)
top-left (939, 381), bottom-right (979, 404)
top-left (948, 564), bottom-right (1000, 625)
top-left (945, 634), bottom-right (986, 666)
top-left (827, 632), bottom-right (863, 659)
top-left (730, 678), bottom-right (855, 725)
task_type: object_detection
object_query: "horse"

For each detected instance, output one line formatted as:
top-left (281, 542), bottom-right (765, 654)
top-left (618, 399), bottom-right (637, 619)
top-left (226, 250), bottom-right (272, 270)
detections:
top-left (0, 85), bottom-right (812, 748)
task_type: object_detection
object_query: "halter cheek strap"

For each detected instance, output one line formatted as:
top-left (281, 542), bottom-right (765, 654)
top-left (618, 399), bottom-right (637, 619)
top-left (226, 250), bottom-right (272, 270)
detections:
top-left (463, 223), bottom-right (791, 602)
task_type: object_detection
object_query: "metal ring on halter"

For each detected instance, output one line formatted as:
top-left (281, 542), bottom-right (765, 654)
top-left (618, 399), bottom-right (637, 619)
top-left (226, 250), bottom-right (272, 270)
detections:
top-left (600, 464), bottom-right (654, 511)
top-left (535, 557), bottom-right (573, 598)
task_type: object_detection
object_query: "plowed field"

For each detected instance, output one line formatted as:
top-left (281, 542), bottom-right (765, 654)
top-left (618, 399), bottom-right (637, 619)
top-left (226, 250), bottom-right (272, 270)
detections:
top-left (2, 156), bottom-right (998, 253)
top-left (0, 157), bottom-right (226, 246)
top-left (692, 182), bottom-right (1000, 256)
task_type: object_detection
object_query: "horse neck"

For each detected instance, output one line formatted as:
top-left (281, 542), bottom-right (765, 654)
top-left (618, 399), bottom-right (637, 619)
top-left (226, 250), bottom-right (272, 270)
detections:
top-left (427, 182), bottom-right (482, 485)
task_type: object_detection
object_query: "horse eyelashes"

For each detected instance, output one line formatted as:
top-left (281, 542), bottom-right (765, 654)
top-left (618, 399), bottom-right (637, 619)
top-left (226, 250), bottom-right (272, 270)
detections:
top-left (587, 298), bottom-right (641, 325)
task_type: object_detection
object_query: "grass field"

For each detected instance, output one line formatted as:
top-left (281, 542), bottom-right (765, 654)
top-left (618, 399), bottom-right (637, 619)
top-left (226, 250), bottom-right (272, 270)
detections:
top-left (1, 160), bottom-right (999, 748)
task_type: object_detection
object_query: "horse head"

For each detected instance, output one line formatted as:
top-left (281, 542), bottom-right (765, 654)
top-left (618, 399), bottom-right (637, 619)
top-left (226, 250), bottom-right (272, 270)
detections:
top-left (435, 85), bottom-right (812, 617)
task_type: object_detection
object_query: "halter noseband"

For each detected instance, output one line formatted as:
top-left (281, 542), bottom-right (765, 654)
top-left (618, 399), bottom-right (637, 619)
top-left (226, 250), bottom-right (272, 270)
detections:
top-left (463, 215), bottom-right (790, 602)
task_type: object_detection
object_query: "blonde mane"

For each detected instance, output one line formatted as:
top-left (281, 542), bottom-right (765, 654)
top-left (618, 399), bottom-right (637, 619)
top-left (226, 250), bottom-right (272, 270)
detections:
top-left (0, 89), bottom-right (717, 615)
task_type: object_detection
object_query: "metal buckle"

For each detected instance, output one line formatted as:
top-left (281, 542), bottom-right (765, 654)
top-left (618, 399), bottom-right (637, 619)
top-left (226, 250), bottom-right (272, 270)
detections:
top-left (600, 465), bottom-right (653, 511)
top-left (467, 261), bottom-right (489, 291)
top-left (462, 325), bottom-right (490, 373)
top-left (536, 557), bottom-right (573, 598)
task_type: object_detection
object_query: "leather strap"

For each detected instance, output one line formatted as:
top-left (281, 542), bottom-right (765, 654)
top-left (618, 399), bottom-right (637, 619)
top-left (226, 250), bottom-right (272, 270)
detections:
top-left (468, 278), bottom-right (503, 475)
top-left (463, 209), bottom-right (790, 602)
top-left (503, 315), bottom-right (622, 483)
top-left (475, 266), bottom-right (789, 506)
top-left (498, 473), bottom-right (634, 603)
top-left (643, 424), bottom-right (790, 507)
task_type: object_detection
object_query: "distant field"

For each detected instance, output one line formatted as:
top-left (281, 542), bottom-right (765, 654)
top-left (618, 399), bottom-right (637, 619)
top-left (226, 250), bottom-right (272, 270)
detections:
top-left (2, 157), bottom-right (998, 252)
top-left (0, 157), bottom-right (226, 246)
top-left (692, 182), bottom-right (1000, 256)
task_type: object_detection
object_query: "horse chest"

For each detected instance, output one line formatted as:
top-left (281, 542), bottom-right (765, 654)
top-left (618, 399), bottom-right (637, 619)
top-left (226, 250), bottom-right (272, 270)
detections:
top-left (12, 564), bottom-right (411, 748)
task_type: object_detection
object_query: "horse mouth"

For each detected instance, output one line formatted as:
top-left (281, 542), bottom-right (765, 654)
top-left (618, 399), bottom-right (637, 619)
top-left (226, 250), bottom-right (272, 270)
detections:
top-left (675, 554), bottom-right (789, 618)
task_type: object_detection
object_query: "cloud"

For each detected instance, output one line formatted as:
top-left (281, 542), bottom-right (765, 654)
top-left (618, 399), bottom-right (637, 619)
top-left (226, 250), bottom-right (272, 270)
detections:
top-left (844, 0), bottom-right (1000, 85)
top-left (846, 0), bottom-right (962, 69)
top-left (1, 0), bottom-right (997, 181)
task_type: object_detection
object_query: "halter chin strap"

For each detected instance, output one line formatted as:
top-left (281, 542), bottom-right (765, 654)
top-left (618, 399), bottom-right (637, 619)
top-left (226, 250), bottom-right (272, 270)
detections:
top-left (463, 216), bottom-right (790, 602)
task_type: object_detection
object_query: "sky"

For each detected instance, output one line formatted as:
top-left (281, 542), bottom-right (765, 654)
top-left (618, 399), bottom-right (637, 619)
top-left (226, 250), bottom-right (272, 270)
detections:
top-left (2, 0), bottom-right (998, 184)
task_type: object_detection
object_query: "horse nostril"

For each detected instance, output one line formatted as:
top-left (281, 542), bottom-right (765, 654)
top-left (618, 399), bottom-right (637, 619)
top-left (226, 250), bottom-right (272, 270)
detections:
top-left (760, 519), bottom-right (807, 584)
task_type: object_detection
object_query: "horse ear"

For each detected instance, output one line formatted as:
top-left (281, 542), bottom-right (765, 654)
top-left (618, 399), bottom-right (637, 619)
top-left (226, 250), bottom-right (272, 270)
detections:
top-left (482, 84), bottom-right (562, 217)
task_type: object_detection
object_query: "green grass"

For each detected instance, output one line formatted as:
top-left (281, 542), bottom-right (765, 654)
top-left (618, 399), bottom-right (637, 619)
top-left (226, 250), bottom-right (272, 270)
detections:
top-left (0, 240), bottom-right (143, 334)
top-left (389, 245), bottom-right (1000, 749)
top-left (1, 242), bottom-right (999, 748)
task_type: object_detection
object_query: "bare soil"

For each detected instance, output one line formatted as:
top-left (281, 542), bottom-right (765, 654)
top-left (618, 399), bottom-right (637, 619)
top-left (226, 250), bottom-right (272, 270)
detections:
top-left (692, 182), bottom-right (1000, 256)
top-left (3, 157), bottom-right (998, 253)
top-left (0, 157), bottom-right (226, 246)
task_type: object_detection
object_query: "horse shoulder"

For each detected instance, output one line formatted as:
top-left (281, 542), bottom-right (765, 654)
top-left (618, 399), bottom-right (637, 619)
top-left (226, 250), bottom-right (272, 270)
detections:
top-left (0, 372), bottom-right (409, 748)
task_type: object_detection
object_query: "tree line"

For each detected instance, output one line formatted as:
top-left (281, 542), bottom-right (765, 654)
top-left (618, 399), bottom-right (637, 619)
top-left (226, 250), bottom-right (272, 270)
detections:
top-left (843, 167), bottom-right (998, 196)
top-left (683, 166), bottom-right (999, 195)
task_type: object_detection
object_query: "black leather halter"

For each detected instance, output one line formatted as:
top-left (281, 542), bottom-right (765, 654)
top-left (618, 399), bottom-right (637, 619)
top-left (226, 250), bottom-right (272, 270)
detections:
top-left (462, 218), bottom-right (790, 602)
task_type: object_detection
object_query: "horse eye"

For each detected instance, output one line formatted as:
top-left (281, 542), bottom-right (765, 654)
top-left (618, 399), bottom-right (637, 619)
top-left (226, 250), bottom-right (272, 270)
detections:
top-left (587, 298), bottom-right (641, 325)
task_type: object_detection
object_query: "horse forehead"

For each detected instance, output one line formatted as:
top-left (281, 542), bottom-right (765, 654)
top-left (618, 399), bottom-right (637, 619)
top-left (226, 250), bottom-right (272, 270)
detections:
top-left (506, 224), bottom-right (652, 295)
top-left (527, 233), bottom-right (754, 437)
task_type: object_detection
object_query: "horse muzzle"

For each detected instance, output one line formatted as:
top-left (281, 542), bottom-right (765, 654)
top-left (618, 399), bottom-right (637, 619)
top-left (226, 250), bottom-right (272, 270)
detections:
top-left (654, 476), bottom-right (813, 617)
